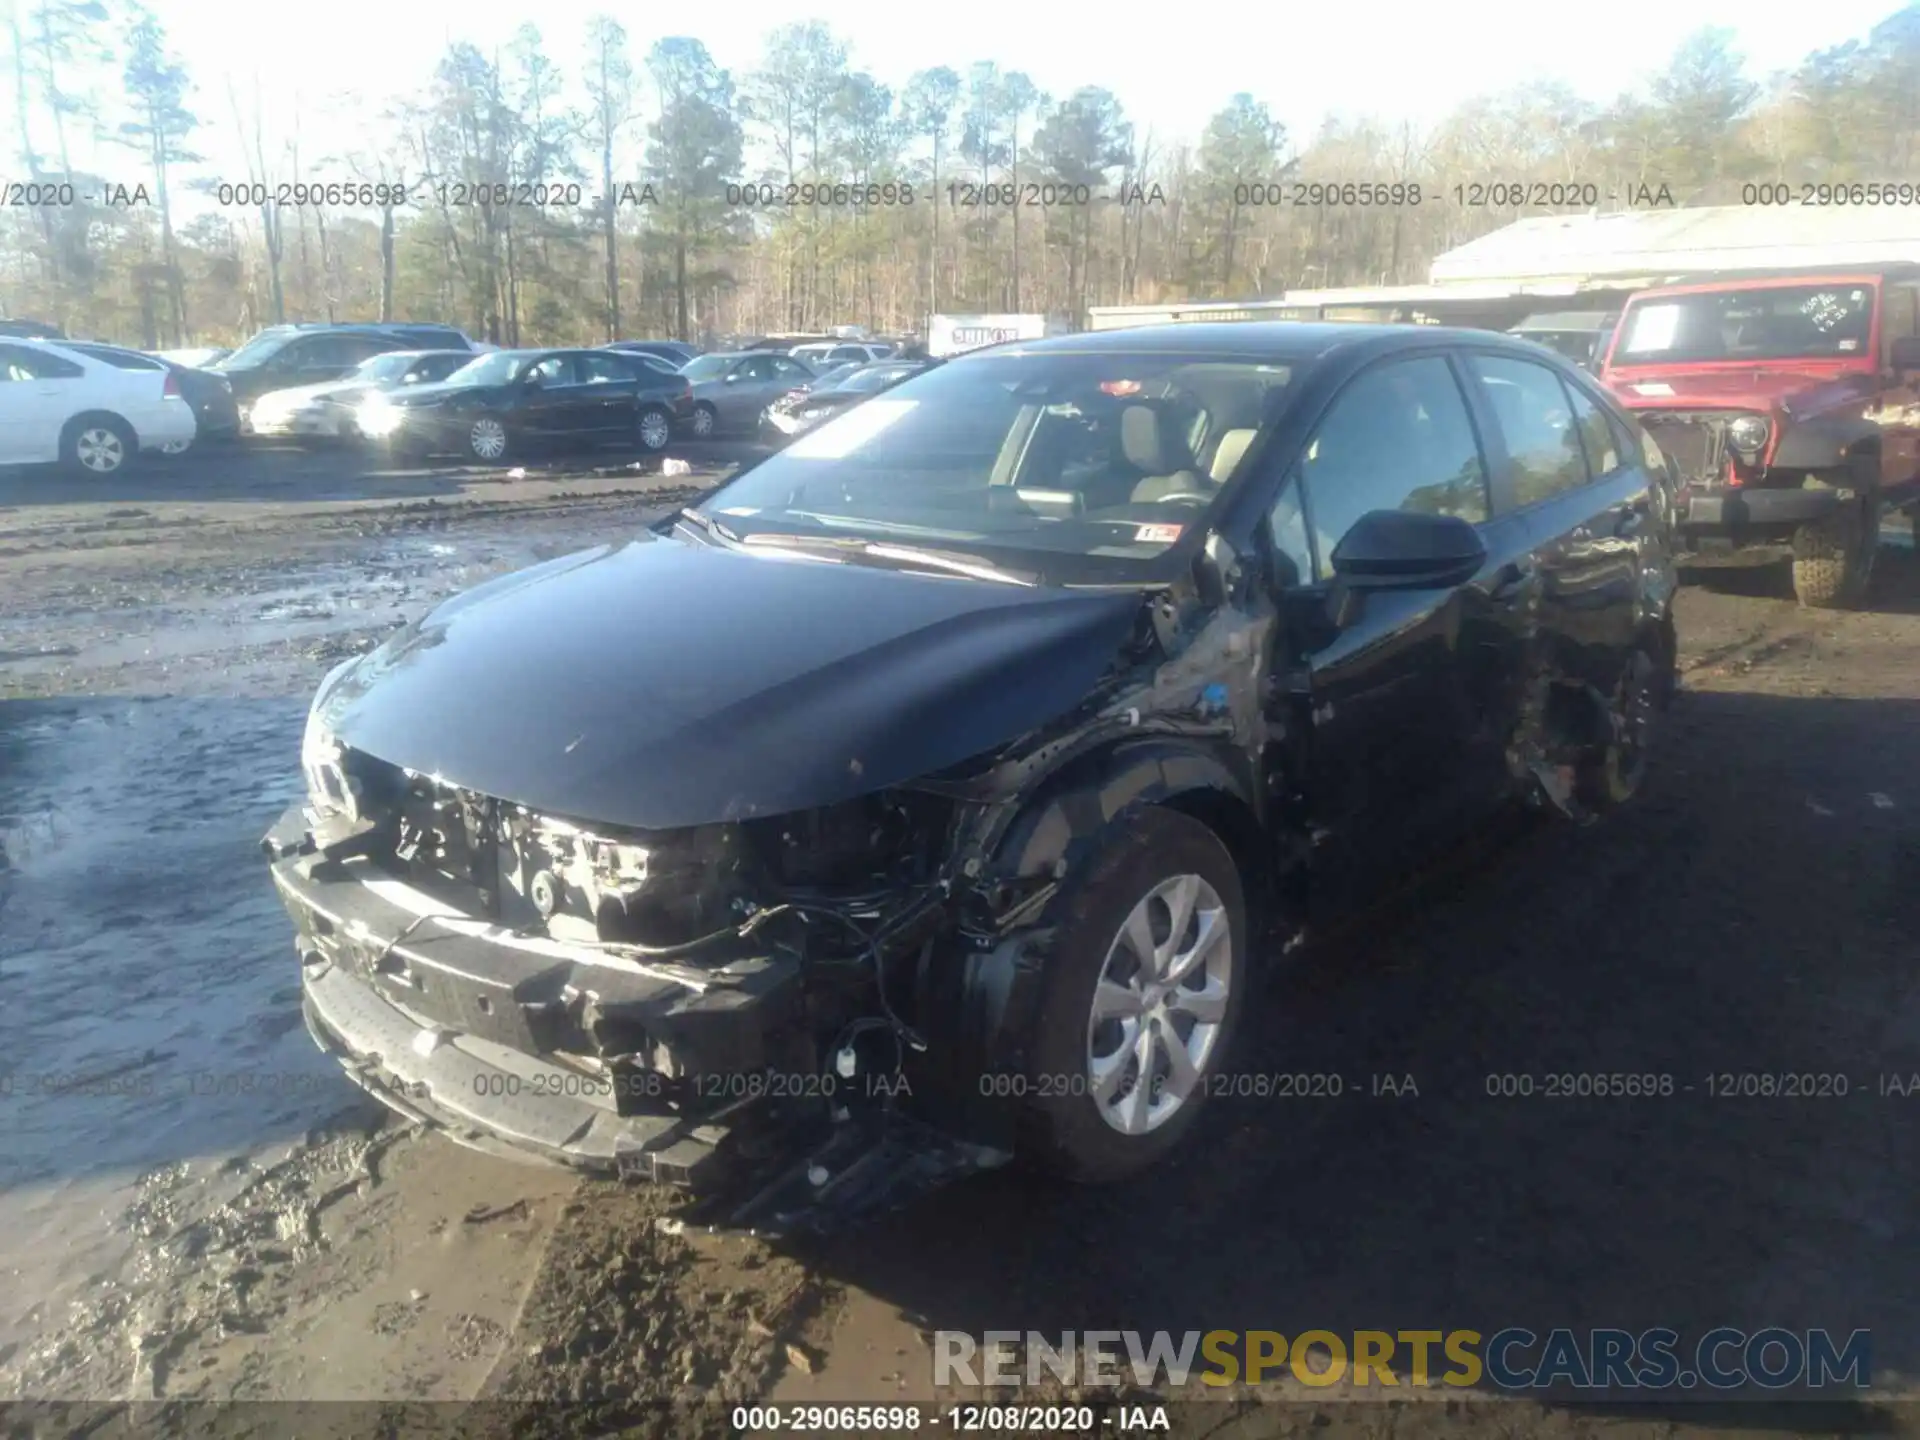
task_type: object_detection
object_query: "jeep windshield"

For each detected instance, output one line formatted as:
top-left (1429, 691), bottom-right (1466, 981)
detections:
top-left (687, 350), bottom-right (1294, 584)
top-left (1612, 283), bottom-right (1876, 365)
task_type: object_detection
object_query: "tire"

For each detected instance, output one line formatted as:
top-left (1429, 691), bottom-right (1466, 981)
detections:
top-left (636, 404), bottom-right (673, 454)
top-left (1792, 496), bottom-right (1878, 609)
top-left (1019, 807), bottom-right (1248, 1184)
top-left (689, 403), bottom-right (717, 439)
top-left (156, 438), bottom-right (193, 456)
top-left (1576, 642), bottom-right (1661, 813)
top-left (61, 413), bottom-right (136, 477)
top-left (466, 413), bottom-right (511, 463)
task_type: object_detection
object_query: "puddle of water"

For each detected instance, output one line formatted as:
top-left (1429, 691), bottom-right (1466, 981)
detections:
top-left (0, 698), bottom-right (347, 1347)
top-left (0, 532), bottom-right (571, 682)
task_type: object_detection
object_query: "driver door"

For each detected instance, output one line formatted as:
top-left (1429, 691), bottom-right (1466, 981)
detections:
top-left (1876, 279), bottom-right (1920, 489)
top-left (718, 355), bottom-right (780, 423)
top-left (516, 354), bottom-right (578, 438)
top-left (1266, 352), bottom-right (1532, 906)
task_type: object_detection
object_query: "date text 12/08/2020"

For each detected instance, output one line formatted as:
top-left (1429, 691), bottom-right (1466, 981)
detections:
top-left (208, 181), bottom-right (660, 209)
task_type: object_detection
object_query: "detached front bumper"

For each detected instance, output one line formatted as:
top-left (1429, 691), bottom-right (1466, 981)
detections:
top-left (264, 804), bottom-right (801, 1190)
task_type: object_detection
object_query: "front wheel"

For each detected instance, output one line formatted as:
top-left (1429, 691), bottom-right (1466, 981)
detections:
top-left (1577, 643), bottom-right (1662, 813)
top-left (1019, 808), bottom-right (1248, 1184)
top-left (689, 403), bottom-right (717, 439)
top-left (157, 438), bottom-right (193, 456)
top-left (1792, 497), bottom-right (1878, 609)
top-left (636, 404), bottom-right (673, 453)
top-left (62, 414), bottom-right (136, 476)
top-left (466, 413), bottom-right (511, 463)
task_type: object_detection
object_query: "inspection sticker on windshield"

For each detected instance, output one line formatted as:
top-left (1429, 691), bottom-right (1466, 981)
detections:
top-left (1134, 522), bottom-right (1185, 543)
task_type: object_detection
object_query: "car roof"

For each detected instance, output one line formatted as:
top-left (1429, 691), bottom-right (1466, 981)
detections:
top-left (959, 321), bottom-right (1551, 364)
top-left (1511, 311), bottom-right (1618, 332)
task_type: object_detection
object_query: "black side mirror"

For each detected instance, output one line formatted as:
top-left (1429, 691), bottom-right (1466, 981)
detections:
top-left (1330, 508), bottom-right (1487, 591)
top-left (1891, 335), bottom-right (1920, 374)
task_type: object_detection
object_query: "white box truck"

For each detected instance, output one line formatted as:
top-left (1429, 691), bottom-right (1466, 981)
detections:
top-left (928, 314), bottom-right (1070, 357)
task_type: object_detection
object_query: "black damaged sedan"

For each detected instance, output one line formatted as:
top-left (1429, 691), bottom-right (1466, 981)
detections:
top-left (265, 324), bottom-right (1678, 1227)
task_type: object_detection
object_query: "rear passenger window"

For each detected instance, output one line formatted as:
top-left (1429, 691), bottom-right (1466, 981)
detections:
top-left (1469, 355), bottom-right (1591, 505)
top-left (1296, 355), bottom-right (1489, 580)
top-left (1564, 384), bottom-right (1621, 477)
top-left (0, 344), bottom-right (82, 380)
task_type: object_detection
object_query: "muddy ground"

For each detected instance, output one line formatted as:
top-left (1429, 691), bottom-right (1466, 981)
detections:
top-left (3, 444), bottom-right (1920, 1438)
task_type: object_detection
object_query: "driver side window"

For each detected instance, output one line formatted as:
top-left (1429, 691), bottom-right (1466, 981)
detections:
top-left (1295, 355), bottom-right (1489, 580)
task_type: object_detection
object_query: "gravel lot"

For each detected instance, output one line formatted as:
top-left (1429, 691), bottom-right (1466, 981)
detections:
top-left (3, 439), bottom-right (1919, 1437)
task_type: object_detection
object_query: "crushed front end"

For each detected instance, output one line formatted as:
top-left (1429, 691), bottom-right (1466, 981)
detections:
top-left (265, 720), bottom-right (1043, 1229)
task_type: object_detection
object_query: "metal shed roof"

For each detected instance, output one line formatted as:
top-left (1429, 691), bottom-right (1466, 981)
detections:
top-left (1430, 205), bottom-right (1920, 285)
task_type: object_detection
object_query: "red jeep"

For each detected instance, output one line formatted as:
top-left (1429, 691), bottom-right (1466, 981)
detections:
top-left (1599, 268), bottom-right (1920, 606)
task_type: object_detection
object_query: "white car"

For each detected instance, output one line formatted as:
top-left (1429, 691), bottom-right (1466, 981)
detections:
top-left (0, 338), bottom-right (198, 475)
top-left (248, 350), bottom-right (473, 439)
top-left (787, 340), bottom-right (896, 370)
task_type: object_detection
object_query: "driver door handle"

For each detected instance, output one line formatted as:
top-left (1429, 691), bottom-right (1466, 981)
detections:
top-left (1488, 559), bottom-right (1534, 602)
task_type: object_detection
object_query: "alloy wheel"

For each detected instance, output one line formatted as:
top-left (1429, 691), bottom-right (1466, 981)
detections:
top-left (638, 409), bottom-right (672, 452)
top-left (76, 427), bottom-right (126, 474)
top-left (690, 406), bottom-right (715, 438)
top-left (1085, 873), bottom-right (1233, 1136)
top-left (157, 439), bottom-right (192, 456)
top-left (469, 417), bottom-right (508, 461)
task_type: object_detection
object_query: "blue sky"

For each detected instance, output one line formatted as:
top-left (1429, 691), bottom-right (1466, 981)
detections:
top-left (5, 0), bottom-right (1904, 191)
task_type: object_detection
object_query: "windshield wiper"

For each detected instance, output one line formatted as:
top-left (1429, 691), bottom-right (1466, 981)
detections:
top-left (858, 541), bottom-right (1034, 586)
top-left (735, 531), bottom-right (1035, 586)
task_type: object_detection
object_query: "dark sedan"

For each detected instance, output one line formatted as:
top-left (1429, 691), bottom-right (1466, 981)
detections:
top-left (761, 358), bottom-right (938, 444)
top-left (266, 323), bottom-right (1677, 1226)
top-left (62, 341), bottom-right (239, 450)
top-left (356, 348), bottom-right (695, 462)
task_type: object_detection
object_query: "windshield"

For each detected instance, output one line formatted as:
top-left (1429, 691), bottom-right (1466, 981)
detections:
top-left (681, 354), bottom-right (736, 382)
top-left (836, 364), bottom-right (917, 393)
top-left (444, 351), bottom-right (530, 386)
top-left (213, 330), bottom-right (294, 370)
top-left (351, 353), bottom-right (418, 383)
top-left (692, 350), bottom-right (1295, 582)
top-left (1613, 284), bottom-right (1876, 365)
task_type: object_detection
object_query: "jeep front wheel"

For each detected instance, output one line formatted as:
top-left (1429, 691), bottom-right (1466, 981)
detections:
top-left (1792, 496), bottom-right (1879, 609)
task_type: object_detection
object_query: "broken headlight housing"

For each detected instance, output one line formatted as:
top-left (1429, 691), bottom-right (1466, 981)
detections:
top-left (301, 659), bottom-right (358, 821)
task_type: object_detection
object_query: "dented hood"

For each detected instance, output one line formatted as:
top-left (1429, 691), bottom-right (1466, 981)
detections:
top-left (317, 535), bottom-right (1142, 830)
